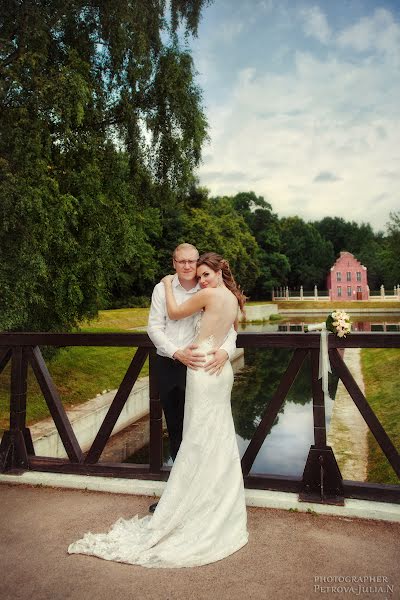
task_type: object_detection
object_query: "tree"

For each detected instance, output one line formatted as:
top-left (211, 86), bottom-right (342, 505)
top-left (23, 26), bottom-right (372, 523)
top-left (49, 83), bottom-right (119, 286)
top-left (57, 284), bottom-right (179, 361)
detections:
top-left (280, 217), bottom-right (334, 289)
top-left (0, 0), bottom-right (210, 330)
top-left (313, 216), bottom-right (376, 259)
top-left (381, 212), bottom-right (400, 288)
top-left (230, 192), bottom-right (290, 297)
top-left (180, 194), bottom-right (260, 294)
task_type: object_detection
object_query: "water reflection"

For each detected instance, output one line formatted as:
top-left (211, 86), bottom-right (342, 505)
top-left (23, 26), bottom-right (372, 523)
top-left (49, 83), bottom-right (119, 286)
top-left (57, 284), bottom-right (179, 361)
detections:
top-left (231, 348), bottom-right (337, 476)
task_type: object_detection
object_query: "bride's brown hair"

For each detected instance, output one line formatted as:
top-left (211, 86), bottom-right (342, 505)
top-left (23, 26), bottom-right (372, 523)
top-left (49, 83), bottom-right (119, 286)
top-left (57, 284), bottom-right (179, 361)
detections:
top-left (197, 252), bottom-right (247, 316)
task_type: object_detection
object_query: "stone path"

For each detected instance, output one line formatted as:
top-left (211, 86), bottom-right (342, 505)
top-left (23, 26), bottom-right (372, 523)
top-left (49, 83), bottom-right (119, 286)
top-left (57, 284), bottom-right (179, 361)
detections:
top-left (0, 484), bottom-right (399, 600)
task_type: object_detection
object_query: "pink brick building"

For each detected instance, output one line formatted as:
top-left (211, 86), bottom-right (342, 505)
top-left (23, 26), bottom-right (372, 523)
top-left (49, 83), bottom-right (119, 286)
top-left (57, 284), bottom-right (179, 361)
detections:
top-left (327, 252), bottom-right (369, 301)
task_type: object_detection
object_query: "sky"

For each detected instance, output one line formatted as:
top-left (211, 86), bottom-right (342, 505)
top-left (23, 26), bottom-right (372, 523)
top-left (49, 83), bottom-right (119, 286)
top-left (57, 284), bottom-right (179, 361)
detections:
top-left (187, 0), bottom-right (400, 232)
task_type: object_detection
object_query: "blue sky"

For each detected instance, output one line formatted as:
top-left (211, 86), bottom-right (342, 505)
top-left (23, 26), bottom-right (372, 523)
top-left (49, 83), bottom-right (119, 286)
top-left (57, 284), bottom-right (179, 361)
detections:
top-left (187, 0), bottom-right (400, 231)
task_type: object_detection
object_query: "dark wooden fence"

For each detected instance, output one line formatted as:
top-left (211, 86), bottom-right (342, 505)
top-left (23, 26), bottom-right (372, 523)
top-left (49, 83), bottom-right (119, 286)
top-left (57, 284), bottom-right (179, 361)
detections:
top-left (0, 332), bottom-right (399, 505)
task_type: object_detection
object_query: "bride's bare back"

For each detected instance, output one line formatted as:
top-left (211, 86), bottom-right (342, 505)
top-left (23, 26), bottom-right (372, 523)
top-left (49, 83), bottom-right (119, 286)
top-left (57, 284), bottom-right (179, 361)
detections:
top-left (194, 287), bottom-right (238, 349)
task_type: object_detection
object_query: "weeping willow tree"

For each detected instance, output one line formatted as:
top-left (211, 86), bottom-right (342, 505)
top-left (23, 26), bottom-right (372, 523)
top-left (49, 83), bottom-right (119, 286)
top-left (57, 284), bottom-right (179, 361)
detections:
top-left (0, 0), bottom-right (210, 330)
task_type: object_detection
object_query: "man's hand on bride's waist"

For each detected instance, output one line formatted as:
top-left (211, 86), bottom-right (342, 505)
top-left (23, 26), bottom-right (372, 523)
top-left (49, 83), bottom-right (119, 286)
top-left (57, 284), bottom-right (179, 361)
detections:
top-left (173, 344), bottom-right (206, 369)
top-left (204, 349), bottom-right (228, 376)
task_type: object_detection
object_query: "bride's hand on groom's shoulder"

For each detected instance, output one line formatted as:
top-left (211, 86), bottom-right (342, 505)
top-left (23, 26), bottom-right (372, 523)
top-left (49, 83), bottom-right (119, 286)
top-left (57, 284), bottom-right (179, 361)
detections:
top-left (161, 274), bottom-right (174, 285)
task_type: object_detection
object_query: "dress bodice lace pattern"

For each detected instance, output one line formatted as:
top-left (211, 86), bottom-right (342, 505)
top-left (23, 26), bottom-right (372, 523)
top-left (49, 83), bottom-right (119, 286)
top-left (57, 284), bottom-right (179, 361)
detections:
top-left (68, 318), bottom-right (248, 568)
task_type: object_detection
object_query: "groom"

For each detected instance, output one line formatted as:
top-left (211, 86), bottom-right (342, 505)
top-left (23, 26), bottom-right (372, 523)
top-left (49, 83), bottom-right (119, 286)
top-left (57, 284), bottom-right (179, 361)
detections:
top-left (147, 243), bottom-right (237, 511)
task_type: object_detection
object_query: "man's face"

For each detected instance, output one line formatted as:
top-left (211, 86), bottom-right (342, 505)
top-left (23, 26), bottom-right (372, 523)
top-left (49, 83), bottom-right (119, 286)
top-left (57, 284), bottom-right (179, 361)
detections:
top-left (173, 249), bottom-right (198, 282)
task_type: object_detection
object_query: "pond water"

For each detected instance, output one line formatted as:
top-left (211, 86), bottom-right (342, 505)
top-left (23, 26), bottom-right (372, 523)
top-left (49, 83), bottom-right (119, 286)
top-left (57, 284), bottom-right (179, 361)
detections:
top-left (125, 317), bottom-right (399, 476)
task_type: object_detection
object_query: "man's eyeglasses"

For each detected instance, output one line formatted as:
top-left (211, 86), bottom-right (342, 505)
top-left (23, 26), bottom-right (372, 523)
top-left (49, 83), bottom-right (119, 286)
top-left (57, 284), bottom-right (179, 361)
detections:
top-left (173, 259), bottom-right (197, 266)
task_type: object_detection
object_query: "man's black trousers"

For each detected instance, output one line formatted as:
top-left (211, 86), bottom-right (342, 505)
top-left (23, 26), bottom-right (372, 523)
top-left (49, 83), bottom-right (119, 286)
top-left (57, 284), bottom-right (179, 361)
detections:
top-left (155, 354), bottom-right (187, 461)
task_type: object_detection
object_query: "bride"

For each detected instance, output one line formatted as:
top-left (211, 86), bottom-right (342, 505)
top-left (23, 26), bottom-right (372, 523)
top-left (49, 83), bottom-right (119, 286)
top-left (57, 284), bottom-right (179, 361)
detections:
top-left (68, 252), bottom-right (248, 568)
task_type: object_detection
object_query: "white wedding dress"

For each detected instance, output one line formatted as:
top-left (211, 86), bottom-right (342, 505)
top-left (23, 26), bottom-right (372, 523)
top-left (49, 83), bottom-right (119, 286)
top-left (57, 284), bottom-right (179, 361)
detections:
top-left (68, 333), bottom-right (248, 568)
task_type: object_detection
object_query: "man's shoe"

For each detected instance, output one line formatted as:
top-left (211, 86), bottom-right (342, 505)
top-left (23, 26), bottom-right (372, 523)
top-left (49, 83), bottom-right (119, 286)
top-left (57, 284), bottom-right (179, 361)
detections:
top-left (149, 502), bottom-right (158, 513)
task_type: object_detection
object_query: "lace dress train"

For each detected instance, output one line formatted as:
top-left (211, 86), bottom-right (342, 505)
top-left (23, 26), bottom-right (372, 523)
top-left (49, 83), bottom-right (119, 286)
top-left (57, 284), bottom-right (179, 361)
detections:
top-left (68, 338), bottom-right (248, 568)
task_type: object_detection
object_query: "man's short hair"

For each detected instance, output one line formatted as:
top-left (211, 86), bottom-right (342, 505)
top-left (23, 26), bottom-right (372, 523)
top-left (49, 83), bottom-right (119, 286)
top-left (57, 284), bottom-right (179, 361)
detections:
top-left (173, 243), bottom-right (199, 259)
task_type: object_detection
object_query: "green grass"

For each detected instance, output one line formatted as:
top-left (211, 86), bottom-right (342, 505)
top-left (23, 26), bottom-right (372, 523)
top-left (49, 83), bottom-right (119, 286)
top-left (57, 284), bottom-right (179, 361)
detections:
top-left (84, 307), bottom-right (149, 329)
top-left (277, 300), bottom-right (400, 310)
top-left (0, 308), bottom-right (150, 433)
top-left (361, 348), bottom-right (400, 484)
top-left (269, 313), bottom-right (283, 321)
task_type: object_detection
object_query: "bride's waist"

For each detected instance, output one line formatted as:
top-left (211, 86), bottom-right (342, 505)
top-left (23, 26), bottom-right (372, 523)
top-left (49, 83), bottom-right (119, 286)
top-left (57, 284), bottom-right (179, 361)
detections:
top-left (195, 335), bottom-right (216, 352)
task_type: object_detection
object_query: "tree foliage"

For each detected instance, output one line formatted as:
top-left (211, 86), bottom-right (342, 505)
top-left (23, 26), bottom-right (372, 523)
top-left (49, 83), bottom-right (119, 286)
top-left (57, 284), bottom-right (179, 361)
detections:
top-left (0, 0), bottom-right (210, 330)
top-left (230, 192), bottom-right (290, 297)
top-left (280, 217), bottom-right (334, 289)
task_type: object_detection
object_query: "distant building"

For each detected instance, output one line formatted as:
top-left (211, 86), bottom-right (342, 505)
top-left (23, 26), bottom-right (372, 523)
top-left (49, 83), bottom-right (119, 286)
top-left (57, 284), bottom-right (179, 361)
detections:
top-left (327, 251), bottom-right (369, 301)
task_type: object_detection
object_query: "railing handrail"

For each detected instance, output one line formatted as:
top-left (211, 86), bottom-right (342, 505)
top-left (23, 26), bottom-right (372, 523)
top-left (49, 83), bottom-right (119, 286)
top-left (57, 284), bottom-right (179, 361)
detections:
top-left (0, 331), bottom-right (399, 348)
top-left (0, 331), bottom-right (399, 505)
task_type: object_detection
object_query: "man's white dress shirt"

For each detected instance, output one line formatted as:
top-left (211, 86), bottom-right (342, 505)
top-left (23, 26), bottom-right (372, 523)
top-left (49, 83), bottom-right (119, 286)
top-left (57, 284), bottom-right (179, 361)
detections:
top-left (147, 274), bottom-right (237, 359)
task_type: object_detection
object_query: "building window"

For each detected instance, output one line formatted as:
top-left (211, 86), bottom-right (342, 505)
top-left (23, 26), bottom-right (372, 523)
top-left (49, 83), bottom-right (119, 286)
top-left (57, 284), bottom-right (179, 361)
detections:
top-left (356, 271), bottom-right (361, 281)
top-left (337, 286), bottom-right (342, 297)
top-left (347, 286), bottom-right (352, 297)
top-left (357, 286), bottom-right (362, 293)
top-left (336, 272), bottom-right (341, 282)
top-left (346, 272), bottom-right (351, 281)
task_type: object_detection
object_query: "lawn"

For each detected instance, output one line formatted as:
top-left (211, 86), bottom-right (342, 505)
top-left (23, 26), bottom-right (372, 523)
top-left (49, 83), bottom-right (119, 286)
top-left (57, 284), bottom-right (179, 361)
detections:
top-left (361, 348), bottom-right (400, 484)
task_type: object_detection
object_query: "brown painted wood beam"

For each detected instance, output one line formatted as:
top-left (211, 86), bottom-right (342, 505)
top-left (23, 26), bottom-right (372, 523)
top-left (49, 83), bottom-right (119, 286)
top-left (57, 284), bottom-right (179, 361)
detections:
top-left (329, 348), bottom-right (400, 479)
top-left (28, 346), bottom-right (83, 463)
top-left (84, 347), bottom-right (149, 464)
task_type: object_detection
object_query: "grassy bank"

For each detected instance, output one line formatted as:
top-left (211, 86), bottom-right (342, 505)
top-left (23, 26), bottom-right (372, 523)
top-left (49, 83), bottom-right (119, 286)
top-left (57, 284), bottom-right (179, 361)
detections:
top-left (0, 308), bottom-right (150, 432)
top-left (361, 348), bottom-right (400, 484)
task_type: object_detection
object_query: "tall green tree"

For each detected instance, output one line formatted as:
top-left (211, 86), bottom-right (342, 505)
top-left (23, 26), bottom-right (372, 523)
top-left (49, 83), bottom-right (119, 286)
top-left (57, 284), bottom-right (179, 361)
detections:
top-left (280, 217), bottom-right (334, 289)
top-left (380, 212), bottom-right (400, 288)
top-left (230, 192), bottom-right (290, 298)
top-left (0, 0), bottom-right (210, 330)
top-left (180, 193), bottom-right (260, 294)
top-left (313, 217), bottom-right (376, 258)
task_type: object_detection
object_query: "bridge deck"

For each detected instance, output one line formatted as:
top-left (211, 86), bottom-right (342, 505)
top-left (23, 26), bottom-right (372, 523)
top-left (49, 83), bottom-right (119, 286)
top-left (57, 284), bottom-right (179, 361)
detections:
top-left (0, 484), bottom-right (398, 600)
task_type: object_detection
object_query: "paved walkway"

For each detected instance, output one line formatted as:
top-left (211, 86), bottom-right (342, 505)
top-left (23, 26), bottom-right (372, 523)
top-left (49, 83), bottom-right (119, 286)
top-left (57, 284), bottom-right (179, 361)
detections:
top-left (0, 484), bottom-right (399, 600)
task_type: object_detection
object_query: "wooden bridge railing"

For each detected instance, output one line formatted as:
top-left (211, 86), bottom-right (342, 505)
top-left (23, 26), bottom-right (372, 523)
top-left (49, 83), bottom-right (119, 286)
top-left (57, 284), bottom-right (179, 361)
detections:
top-left (0, 332), bottom-right (399, 505)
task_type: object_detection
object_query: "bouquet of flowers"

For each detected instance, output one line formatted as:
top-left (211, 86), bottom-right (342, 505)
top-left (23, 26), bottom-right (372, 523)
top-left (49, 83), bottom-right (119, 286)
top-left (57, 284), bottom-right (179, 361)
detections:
top-left (304, 310), bottom-right (351, 337)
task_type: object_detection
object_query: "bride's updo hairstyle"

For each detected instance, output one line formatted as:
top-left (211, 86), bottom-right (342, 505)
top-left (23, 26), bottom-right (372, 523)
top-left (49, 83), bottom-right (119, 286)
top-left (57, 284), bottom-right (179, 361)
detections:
top-left (197, 252), bottom-right (247, 316)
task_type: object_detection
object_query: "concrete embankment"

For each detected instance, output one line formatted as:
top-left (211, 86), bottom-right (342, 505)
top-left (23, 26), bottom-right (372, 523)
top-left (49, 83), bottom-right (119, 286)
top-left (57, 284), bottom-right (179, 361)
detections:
top-left (242, 303), bottom-right (278, 321)
top-left (327, 348), bottom-right (368, 481)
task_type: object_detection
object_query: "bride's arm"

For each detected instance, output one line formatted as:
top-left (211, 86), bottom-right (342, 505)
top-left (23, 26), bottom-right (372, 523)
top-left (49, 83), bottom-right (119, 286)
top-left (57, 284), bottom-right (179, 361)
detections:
top-left (162, 275), bottom-right (212, 320)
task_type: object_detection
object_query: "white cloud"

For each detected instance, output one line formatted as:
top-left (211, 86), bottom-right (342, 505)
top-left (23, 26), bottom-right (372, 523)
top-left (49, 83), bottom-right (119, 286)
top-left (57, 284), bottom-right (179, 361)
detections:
top-left (300, 5), bottom-right (331, 44)
top-left (194, 4), bottom-right (400, 230)
top-left (198, 53), bottom-right (399, 229)
top-left (337, 8), bottom-right (400, 66)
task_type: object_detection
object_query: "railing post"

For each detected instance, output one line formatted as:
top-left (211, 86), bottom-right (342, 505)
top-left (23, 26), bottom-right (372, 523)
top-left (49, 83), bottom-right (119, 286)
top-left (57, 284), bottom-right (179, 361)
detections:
top-left (0, 347), bottom-right (33, 472)
top-left (300, 349), bottom-right (344, 505)
top-left (149, 349), bottom-right (163, 474)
